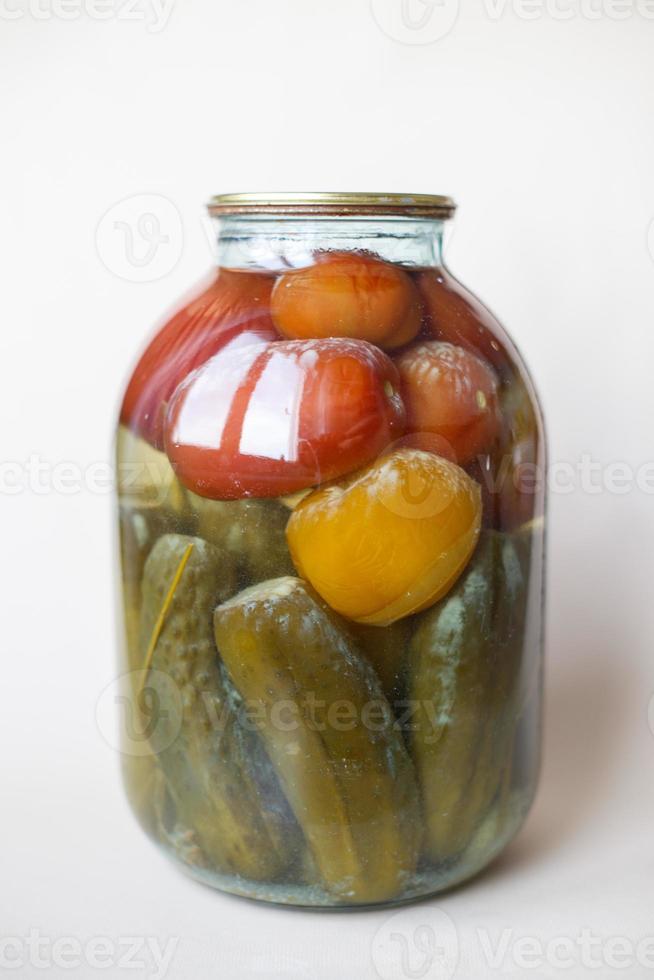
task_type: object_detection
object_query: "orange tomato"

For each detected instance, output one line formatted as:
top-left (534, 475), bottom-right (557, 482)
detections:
top-left (286, 448), bottom-right (482, 626)
top-left (395, 341), bottom-right (501, 466)
top-left (270, 252), bottom-right (422, 350)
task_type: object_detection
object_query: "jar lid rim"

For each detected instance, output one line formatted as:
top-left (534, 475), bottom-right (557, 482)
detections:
top-left (207, 192), bottom-right (456, 218)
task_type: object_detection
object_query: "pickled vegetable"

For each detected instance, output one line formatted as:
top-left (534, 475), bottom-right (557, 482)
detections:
top-left (213, 577), bottom-right (422, 904)
top-left (286, 448), bottom-right (482, 626)
top-left (116, 425), bottom-right (190, 515)
top-left (349, 619), bottom-right (413, 706)
top-left (396, 341), bottom-right (501, 466)
top-left (447, 530), bottom-right (531, 854)
top-left (121, 269), bottom-right (279, 448)
top-left (118, 506), bottom-right (167, 669)
top-left (116, 427), bottom-right (195, 668)
top-left (116, 209), bottom-right (546, 907)
top-left (271, 253), bottom-right (422, 349)
top-left (407, 531), bottom-right (528, 861)
top-left (123, 755), bottom-right (172, 843)
top-left (495, 377), bottom-right (542, 531)
top-left (187, 492), bottom-right (295, 584)
top-left (139, 534), bottom-right (293, 879)
top-left (165, 337), bottom-right (405, 499)
top-left (416, 268), bottom-right (512, 375)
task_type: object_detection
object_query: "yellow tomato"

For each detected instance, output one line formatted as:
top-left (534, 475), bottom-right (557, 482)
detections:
top-left (286, 448), bottom-right (482, 626)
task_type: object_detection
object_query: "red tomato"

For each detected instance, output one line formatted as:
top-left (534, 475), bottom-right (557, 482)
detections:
top-left (415, 269), bottom-right (516, 375)
top-left (164, 338), bottom-right (406, 499)
top-left (414, 270), bottom-right (546, 528)
top-left (466, 387), bottom-right (543, 533)
top-left (271, 253), bottom-right (422, 350)
top-left (395, 340), bottom-right (501, 466)
top-left (494, 377), bottom-right (544, 531)
top-left (120, 269), bottom-right (278, 448)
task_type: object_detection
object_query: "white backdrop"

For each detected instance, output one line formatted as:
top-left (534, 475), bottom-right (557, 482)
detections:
top-left (2, 2), bottom-right (654, 978)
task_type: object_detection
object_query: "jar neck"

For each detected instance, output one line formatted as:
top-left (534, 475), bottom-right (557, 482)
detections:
top-left (212, 216), bottom-right (446, 272)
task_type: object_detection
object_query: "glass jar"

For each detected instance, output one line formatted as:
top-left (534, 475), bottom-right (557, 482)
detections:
top-left (115, 193), bottom-right (546, 908)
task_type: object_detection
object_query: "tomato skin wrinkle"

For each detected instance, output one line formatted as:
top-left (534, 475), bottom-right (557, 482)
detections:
top-left (164, 337), bottom-right (406, 500)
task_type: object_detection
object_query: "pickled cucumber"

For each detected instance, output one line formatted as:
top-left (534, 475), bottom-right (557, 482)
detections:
top-left (121, 753), bottom-right (169, 839)
top-left (213, 577), bottom-right (422, 904)
top-left (117, 418), bottom-right (197, 672)
top-left (188, 492), bottom-right (295, 585)
top-left (116, 424), bottom-right (190, 514)
top-left (139, 534), bottom-right (293, 880)
top-left (408, 531), bottom-right (529, 862)
top-left (118, 505), bottom-right (180, 669)
top-left (349, 619), bottom-right (412, 708)
top-left (466, 529), bottom-right (535, 817)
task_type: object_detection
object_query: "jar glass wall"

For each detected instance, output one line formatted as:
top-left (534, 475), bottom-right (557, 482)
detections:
top-left (116, 194), bottom-right (545, 908)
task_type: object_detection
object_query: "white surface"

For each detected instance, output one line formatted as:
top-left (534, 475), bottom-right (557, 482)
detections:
top-left (2, 2), bottom-right (654, 978)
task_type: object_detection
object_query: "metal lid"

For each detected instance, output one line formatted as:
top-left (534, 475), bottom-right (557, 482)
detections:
top-left (208, 192), bottom-right (456, 219)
